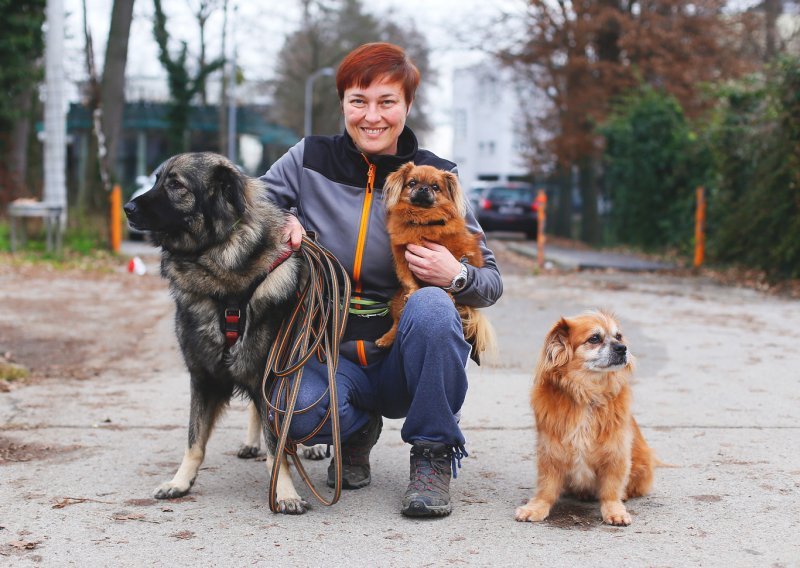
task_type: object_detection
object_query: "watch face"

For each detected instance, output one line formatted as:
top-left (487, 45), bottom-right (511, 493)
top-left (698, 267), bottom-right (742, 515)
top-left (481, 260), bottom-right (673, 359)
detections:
top-left (453, 276), bottom-right (467, 290)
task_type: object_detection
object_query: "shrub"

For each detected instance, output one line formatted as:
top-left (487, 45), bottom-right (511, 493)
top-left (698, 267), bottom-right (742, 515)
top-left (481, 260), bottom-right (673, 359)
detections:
top-left (601, 86), bottom-right (710, 251)
top-left (708, 57), bottom-right (800, 278)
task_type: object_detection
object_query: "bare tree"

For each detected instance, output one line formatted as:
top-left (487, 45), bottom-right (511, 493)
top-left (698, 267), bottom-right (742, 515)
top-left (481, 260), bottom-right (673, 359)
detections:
top-left (153, 0), bottom-right (224, 153)
top-left (101, 0), bottom-right (135, 185)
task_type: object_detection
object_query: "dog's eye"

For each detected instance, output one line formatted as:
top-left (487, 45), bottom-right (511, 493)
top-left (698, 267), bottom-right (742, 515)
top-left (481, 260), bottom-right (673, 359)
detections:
top-left (615, 332), bottom-right (623, 340)
top-left (587, 334), bottom-right (602, 344)
top-left (408, 180), bottom-right (417, 188)
top-left (431, 184), bottom-right (440, 192)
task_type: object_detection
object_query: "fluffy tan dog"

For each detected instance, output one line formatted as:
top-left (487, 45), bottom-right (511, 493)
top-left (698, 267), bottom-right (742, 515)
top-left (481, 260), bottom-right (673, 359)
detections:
top-left (375, 162), bottom-right (495, 358)
top-left (515, 310), bottom-right (656, 526)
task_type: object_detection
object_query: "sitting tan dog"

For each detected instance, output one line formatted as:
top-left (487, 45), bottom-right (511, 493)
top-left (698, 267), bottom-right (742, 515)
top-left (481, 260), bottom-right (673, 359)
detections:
top-left (515, 310), bottom-right (656, 526)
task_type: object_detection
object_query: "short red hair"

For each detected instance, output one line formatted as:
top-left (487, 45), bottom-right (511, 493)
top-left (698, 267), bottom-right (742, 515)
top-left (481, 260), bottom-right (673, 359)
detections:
top-left (336, 42), bottom-right (420, 105)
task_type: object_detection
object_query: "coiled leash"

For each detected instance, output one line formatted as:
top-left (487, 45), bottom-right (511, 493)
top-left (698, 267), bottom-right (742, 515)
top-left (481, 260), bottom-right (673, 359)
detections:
top-left (261, 234), bottom-right (351, 513)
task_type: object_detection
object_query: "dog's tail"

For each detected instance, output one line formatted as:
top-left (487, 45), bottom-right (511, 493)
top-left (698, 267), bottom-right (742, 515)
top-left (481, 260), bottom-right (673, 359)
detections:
top-left (654, 457), bottom-right (680, 468)
top-left (460, 307), bottom-right (497, 361)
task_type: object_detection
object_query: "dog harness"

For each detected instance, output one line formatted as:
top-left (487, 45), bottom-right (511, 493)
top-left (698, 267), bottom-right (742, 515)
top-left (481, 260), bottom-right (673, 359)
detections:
top-left (222, 248), bottom-right (294, 348)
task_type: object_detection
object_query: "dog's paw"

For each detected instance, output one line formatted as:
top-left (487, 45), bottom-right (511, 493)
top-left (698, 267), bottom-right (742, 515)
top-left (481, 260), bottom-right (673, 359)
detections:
top-left (153, 480), bottom-right (192, 500)
top-left (275, 497), bottom-right (309, 515)
top-left (601, 502), bottom-right (631, 526)
top-left (374, 337), bottom-right (393, 349)
top-left (237, 444), bottom-right (262, 459)
top-left (514, 501), bottom-right (550, 522)
top-left (301, 444), bottom-right (327, 461)
top-left (602, 511), bottom-right (632, 526)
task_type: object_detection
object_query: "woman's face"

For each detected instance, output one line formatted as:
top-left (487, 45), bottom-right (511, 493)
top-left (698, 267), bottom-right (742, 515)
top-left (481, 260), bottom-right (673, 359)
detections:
top-left (342, 78), bottom-right (410, 157)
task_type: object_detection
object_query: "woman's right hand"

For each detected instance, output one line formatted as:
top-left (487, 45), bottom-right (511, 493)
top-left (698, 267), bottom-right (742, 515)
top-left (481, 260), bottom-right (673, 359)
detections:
top-left (282, 213), bottom-right (306, 251)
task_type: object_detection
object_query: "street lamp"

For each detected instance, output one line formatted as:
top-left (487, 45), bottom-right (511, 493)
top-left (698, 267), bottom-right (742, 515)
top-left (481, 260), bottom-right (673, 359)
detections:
top-left (304, 66), bottom-right (335, 138)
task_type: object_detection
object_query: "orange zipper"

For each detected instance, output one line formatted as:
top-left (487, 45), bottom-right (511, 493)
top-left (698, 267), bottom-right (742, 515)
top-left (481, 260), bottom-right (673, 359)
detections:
top-left (353, 155), bottom-right (376, 366)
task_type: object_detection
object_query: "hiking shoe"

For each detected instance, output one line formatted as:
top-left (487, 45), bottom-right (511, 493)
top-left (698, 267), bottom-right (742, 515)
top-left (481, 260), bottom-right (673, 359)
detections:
top-left (327, 412), bottom-right (383, 489)
top-left (401, 441), bottom-right (453, 517)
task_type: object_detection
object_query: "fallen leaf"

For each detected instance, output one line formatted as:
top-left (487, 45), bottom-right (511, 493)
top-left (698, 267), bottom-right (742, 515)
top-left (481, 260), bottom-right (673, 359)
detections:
top-left (170, 531), bottom-right (195, 540)
top-left (112, 512), bottom-right (145, 521)
top-left (8, 540), bottom-right (38, 550)
top-left (52, 497), bottom-right (113, 509)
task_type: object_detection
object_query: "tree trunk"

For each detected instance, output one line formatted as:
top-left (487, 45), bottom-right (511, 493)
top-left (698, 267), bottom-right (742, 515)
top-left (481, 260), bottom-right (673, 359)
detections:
top-left (554, 164), bottom-right (573, 238)
top-left (9, 88), bottom-right (34, 199)
top-left (100, 0), bottom-right (135, 184)
top-left (217, 0), bottom-right (229, 154)
top-left (578, 157), bottom-right (601, 245)
top-left (764, 0), bottom-right (781, 61)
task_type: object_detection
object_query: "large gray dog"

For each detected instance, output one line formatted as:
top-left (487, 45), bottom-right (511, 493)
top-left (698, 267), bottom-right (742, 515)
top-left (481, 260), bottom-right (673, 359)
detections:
top-left (124, 152), bottom-right (309, 514)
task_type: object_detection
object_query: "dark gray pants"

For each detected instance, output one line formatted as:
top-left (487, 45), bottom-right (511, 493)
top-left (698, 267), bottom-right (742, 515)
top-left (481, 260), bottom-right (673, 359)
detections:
top-left (271, 287), bottom-right (470, 449)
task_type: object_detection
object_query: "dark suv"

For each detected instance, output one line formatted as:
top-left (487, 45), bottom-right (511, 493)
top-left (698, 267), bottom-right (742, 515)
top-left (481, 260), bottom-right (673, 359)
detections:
top-left (473, 184), bottom-right (539, 239)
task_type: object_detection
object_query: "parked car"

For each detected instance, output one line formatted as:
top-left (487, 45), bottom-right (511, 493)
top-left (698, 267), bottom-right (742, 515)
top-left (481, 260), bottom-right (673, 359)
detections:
top-left (127, 173), bottom-right (157, 241)
top-left (474, 184), bottom-right (540, 239)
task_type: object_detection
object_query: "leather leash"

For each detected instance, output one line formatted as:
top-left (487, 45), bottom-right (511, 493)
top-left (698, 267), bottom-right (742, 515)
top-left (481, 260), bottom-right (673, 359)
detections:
top-left (261, 234), bottom-right (351, 512)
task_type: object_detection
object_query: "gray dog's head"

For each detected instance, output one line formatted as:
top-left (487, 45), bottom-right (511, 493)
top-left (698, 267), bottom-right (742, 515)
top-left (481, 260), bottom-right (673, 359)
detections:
top-left (124, 153), bottom-right (249, 252)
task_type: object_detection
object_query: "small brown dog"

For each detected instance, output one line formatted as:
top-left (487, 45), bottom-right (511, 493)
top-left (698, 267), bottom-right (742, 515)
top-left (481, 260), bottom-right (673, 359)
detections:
top-left (375, 162), bottom-right (495, 357)
top-left (515, 310), bottom-right (655, 526)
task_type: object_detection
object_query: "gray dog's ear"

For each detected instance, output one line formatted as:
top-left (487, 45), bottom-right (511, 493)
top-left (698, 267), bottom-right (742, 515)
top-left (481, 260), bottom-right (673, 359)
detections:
top-left (383, 162), bottom-right (416, 211)
top-left (543, 318), bottom-right (572, 369)
top-left (211, 162), bottom-right (247, 216)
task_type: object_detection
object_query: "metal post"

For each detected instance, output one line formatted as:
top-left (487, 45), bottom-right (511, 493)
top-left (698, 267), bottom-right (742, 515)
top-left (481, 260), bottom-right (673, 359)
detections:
top-left (44, 0), bottom-right (68, 227)
top-left (304, 67), bottom-right (334, 138)
top-left (110, 184), bottom-right (122, 253)
top-left (226, 3), bottom-right (238, 163)
top-left (536, 189), bottom-right (547, 270)
top-left (694, 186), bottom-right (706, 268)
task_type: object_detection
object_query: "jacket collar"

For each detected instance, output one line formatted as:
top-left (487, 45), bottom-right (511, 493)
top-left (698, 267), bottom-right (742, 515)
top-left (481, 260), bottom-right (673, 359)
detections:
top-left (343, 126), bottom-right (418, 175)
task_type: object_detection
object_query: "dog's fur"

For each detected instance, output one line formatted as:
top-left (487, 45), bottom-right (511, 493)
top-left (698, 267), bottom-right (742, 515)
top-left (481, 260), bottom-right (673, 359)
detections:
top-left (124, 152), bottom-right (309, 514)
top-left (375, 162), bottom-right (495, 356)
top-left (515, 310), bottom-right (655, 526)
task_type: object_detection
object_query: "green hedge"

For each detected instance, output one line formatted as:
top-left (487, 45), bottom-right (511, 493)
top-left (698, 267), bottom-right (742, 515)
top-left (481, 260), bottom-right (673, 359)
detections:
top-left (707, 57), bottom-right (800, 278)
top-left (601, 86), bottom-right (710, 251)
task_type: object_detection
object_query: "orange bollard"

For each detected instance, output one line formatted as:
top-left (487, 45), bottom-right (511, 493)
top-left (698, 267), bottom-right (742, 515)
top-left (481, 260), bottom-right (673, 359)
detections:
top-left (536, 189), bottom-right (547, 270)
top-left (110, 184), bottom-right (122, 254)
top-left (693, 186), bottom-right (706, 267)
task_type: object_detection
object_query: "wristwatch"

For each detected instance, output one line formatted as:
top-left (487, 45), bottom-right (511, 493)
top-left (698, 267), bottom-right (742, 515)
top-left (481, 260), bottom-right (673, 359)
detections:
top-left (445, 263), bottom-right (469, 293)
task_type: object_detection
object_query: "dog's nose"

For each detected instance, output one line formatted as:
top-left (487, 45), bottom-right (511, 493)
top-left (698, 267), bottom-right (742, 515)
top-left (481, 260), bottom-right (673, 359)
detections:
top-left (123, 201), bottom-right (137, 218)
top-left (410, 186), bottom-right (434, 206)
top-left (613, 343), bottom-right (627, 354)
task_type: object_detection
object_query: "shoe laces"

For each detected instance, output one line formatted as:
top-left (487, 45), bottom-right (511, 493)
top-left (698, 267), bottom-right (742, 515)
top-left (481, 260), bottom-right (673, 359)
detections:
top-left (451, 445), bottom-right (468, 479)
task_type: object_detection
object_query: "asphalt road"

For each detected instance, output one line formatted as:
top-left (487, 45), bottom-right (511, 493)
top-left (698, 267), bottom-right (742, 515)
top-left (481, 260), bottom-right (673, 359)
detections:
top-left (1, 241), bottom-right (798, 567)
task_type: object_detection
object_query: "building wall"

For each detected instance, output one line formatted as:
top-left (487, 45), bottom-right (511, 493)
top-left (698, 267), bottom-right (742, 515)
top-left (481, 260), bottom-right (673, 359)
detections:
top-left (451, 62), bottom-right (531, 190)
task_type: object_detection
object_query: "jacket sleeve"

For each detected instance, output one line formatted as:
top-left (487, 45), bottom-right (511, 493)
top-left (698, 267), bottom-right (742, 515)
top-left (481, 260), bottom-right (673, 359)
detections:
top-left (259, 139), bottom-right (305, 210)
top-left (450, 166), bottom-right (503, 308)
top-left (453, 205), bottom-right (503, 308)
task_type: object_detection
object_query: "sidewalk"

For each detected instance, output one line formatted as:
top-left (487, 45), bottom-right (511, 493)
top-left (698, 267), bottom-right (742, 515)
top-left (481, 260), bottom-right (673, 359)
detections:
top-left (1, 263), bottom-right (798, 566)
top-left (507, 240), bottom-right (677, 271)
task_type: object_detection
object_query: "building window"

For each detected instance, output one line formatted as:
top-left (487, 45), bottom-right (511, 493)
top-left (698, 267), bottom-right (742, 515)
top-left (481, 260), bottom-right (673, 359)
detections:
top-left (454, 110), bottom-right (467, 138)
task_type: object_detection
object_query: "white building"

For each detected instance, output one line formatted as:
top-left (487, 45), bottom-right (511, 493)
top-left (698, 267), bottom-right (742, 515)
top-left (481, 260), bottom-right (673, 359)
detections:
top-left (451, 62), bottom-right (533, 190)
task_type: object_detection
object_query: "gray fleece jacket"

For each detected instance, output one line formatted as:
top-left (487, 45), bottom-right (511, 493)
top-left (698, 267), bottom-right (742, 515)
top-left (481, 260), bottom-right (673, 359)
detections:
top-left (260, 127), bottom-right (502, 365)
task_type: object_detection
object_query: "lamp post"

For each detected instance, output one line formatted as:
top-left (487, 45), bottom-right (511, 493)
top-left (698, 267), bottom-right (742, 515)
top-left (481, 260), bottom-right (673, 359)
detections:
top-left (304, 67), bottom-right (334, 138)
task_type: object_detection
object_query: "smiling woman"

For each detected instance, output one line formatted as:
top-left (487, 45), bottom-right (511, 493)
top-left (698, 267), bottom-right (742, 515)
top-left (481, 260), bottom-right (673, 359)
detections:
top-left (259, 41), bottom-right (503, 519)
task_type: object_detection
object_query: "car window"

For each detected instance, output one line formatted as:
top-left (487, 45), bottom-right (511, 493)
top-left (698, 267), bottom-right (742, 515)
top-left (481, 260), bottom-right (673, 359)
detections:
top-left (487, 187), bottom-right (535, 201)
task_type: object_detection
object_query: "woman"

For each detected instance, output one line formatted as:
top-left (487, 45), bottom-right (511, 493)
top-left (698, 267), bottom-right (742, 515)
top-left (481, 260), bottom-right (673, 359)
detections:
top-left (261, 42), bottom-right (502, 517)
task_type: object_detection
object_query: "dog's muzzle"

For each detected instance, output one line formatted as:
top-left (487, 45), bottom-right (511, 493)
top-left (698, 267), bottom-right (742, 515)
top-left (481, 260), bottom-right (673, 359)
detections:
top-left (610, 342), bottom-right (627, 366)
top-left (123, 201), bottom-right (143, 229)
top-left (410, 187), bottom-right (435, 207)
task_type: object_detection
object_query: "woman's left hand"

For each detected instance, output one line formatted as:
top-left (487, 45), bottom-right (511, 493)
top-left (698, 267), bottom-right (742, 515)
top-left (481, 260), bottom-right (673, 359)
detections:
top-left (405, 241), bottom-right (463, 287)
